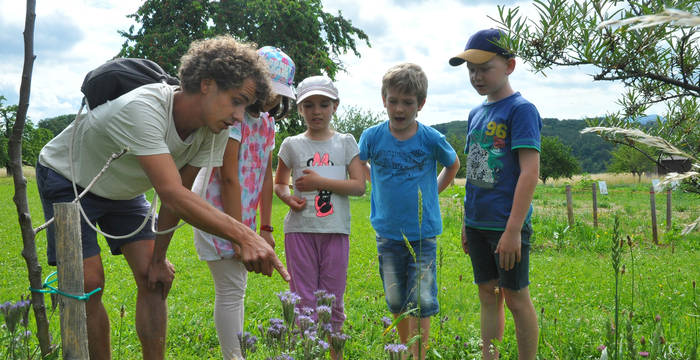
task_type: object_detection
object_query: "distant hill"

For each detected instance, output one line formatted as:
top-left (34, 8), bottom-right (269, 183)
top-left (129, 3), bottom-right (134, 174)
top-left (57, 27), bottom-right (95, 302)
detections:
top-left (432, 118), bottom-right (614, 173)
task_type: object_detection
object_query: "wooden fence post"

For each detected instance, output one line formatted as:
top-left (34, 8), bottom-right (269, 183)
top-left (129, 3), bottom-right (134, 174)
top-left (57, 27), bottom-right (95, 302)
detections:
top-left (649, 186), bottom-right (658, 245)
top-left (666, 188), bottom-right (672, 231)
top-left (54, 202), bottom-right (89, 359)
top-left (592, 183), bottom-right (598, 228)
top-left (566, 185), bottom-right (574, 226)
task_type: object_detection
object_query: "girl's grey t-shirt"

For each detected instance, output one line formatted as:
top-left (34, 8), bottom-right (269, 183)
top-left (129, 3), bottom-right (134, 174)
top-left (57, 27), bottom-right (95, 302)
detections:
top-left (277, 132), bottom-right (359, 235)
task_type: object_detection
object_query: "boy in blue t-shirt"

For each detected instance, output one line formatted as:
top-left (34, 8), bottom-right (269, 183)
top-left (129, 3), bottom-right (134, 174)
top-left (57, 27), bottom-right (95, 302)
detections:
top-left (359, 63), bottom-right (460, 360)
top-left (449, 29), bottom-right (541, 360)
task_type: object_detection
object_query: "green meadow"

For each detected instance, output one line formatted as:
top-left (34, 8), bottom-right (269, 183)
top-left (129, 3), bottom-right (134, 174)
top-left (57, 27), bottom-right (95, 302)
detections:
top-left (1, 175), bottom-right (699, 359)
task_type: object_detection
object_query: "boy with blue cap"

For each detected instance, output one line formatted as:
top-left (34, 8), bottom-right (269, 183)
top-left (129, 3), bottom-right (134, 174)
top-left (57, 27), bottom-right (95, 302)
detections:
top-left (450, 28), bottom-right (541, 360)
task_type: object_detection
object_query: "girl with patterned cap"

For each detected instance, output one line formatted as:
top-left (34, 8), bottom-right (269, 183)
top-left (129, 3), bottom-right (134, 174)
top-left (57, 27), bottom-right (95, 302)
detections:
top-left (191, 46), bottom-right (296, 360)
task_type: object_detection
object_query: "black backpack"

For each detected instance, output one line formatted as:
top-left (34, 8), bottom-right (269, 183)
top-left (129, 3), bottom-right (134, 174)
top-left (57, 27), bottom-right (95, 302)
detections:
top-left (80, 58), bottom-right (180, 109)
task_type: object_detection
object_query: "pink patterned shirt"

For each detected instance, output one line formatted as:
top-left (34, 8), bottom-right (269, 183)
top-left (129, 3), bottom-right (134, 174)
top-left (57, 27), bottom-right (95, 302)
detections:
top-left (193, 112), bottom-right (275, 260)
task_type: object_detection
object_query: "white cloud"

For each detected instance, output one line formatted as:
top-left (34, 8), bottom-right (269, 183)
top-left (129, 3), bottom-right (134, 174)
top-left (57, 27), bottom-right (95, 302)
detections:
top-left (0, 0), bottom-right (645, 124)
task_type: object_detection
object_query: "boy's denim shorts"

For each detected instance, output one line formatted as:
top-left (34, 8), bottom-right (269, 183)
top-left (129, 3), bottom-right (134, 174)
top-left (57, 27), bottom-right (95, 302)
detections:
top-left (377, 236), bottom-right (439, 317)
top-left (36, 162), bottom-right (156, 266)
top-left (465, 222), bottom-right (533, 291)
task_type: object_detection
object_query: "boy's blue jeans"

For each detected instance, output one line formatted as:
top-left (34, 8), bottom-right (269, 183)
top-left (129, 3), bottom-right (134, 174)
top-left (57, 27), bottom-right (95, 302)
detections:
top-left (377, 236), bottom-right (439, 317)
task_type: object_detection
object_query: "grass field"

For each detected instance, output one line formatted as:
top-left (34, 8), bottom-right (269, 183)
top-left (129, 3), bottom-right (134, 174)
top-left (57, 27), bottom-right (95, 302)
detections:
top-left (1, 173), bottom-right (698, 359)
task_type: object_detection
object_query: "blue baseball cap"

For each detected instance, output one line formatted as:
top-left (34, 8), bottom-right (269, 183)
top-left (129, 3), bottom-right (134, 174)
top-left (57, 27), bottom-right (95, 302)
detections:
top-left (449, 28), bottom-right (513, 66)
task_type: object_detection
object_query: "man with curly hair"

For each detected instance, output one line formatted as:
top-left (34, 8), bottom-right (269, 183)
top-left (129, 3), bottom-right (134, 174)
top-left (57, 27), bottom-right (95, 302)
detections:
top-left (36, 35), bottom-right (289, 359)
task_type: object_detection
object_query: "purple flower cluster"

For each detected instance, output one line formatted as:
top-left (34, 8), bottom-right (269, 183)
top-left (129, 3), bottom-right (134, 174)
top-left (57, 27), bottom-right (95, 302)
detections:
top-left (0, 298), bottom-right (31, 334)
top-left (267, 354), bottom-right (295, 360)
top-left (265, 318), bottom-right (288, 343)
top-left (250, 291), bottom-right (351, 359)
top-left (277, 291), bottom-right (301, 327)
top-left (385, 343), bottom-right (408, 360)
top-left (237, 331), bottom-right (258, 358)
top-left (330, 332), bottom-right (350, 354)
top-left (316, 305), bottom-right (332, 325)
top-left (313, 289), bottom-right (336, 307)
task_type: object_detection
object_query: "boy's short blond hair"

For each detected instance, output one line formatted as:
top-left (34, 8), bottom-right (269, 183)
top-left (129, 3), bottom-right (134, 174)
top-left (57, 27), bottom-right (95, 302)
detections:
top-left (381, 63), bottom-right (428, 104)
top-left (179, 35), bottom-right (271, 105)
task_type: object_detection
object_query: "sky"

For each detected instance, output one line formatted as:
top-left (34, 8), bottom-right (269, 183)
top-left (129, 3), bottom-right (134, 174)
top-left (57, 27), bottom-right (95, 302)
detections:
top-left (0, 0), bottom-right (650, 125)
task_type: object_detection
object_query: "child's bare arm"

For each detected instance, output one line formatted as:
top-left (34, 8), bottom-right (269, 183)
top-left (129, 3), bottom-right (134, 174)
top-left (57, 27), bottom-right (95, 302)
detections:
top-left (437, 154), bottom-right (461, 193)
top-left (495, 148), bottom-right (540, 270)
top-left (361, 160), bottom-right (371, 184)
top-left (274, 158), bottom-right (306, 211)
top-left (259, 156), bottom-right (275, 248)
top-left (294, 155), bottom-right (366, 196)
top-left (220, 138), bottom-right (242, 222)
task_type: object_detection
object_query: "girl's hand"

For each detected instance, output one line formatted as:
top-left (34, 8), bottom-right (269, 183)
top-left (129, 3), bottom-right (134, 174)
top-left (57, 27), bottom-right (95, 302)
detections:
top-left (260, 230), bottom-right (275, 249)
top-left (285, 195), bottom-right (307, 211)
top-left (294, 169), bottom-right (322, 191)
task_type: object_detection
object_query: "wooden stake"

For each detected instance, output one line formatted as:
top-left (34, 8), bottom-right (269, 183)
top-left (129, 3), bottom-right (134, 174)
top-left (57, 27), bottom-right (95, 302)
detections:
top-left (592, 183), bottom-right (598, 228)
top-left (566, 185), bottom-right (574, 226)
top-left (666, 188), bottom-right (672, 231)
top-left (649, 186), bottom-right (658, 245)
top-left (54, 202), bottom-right (89, 359)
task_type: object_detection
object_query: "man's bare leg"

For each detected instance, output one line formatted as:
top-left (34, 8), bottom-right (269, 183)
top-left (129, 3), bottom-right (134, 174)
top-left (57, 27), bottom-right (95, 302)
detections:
top-left (84, 255), bottom-right (111, 360)
top-left (122, 240), bottom-right (167, 360)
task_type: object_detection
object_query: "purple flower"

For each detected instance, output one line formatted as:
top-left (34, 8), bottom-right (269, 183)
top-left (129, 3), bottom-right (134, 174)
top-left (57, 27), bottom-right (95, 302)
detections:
top-left (385, 343), bottom-right (408, 360)
top-left (1, 298), bottom-right (31, 334)
top-left (316, 305), bottom-right (332, 325)
top-left (277, 291), bottom-right (301, 306)
top-left (597, 345), bottom-right (606, 351)
top-left (297, 315), bottom-right (314, 333)
top-left (277, 291), bottom-right (300, 327)
top-left (269, 355), bottom-right (295, 360)
top-left (330, 332), bottom-right (350, 354)
top-left (385, 343), bottom-right (408, 352)
top-left (639, 351), bottom-right (649, 357)
top-left (237, 331), bottom-right (258, 356)
top-left (314, 289), bottom-right (336, 307)
top-left (301, 307), bottom-right (315, 316)
top-left (381, 316), bottom-right (393, 328)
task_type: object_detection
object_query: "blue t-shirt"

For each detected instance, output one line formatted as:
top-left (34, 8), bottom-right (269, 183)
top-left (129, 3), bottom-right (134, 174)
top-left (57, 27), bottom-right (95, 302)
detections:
top-left (463, 92), bottom-right (542, 231)
top-left (359, 121), bottom-right (457, 241)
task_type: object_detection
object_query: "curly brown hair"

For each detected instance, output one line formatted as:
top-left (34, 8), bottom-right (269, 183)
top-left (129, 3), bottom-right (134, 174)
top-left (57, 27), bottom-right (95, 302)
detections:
top-left (178, 35), bottom-right (271, 105)
top-left (381, 63), bottom-right (428, 104)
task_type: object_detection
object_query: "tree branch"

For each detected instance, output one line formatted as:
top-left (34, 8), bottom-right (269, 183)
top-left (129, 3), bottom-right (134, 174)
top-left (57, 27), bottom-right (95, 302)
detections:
top-left (13, 0), bottom-right (53, 355)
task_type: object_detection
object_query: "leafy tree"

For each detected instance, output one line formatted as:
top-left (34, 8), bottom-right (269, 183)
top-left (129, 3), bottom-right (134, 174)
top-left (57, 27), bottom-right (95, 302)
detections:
top-left (607, 144), bottom-right (656, 182)
top-left (539, 136), bottom-right (580, 184)
top-left (118, 0), bottom-right (370, 134)
top-left (38, 114), bottom-right (75, 136)
top-left (21, 125), bottom-right (53, 167)
top-left (0, 96), bottom-right (53, 173)
top-left (0, 96), bottom-right (18, 175)
top-left (541, 118), bottom-right (613, 173)
top-left (331, 106), bottom-right (384, 143)
top-left (492, 0), bottom-right (699, 186)
top-left (445, 132), bottom-right (466, 178)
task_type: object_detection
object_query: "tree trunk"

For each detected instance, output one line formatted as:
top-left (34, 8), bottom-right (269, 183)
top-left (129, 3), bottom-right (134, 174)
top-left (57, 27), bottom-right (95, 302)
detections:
top-left (12, 0), bottom-right (53, 355)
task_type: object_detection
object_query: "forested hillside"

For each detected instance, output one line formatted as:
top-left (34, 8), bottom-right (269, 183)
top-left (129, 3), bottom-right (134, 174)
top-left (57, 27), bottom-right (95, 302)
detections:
top-left (432, 118), bottom-right (613, 173)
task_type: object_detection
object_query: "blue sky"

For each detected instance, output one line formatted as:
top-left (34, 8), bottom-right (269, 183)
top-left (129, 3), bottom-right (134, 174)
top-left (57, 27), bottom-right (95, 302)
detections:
top-left (0, 0), bottom-right (656, 125)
